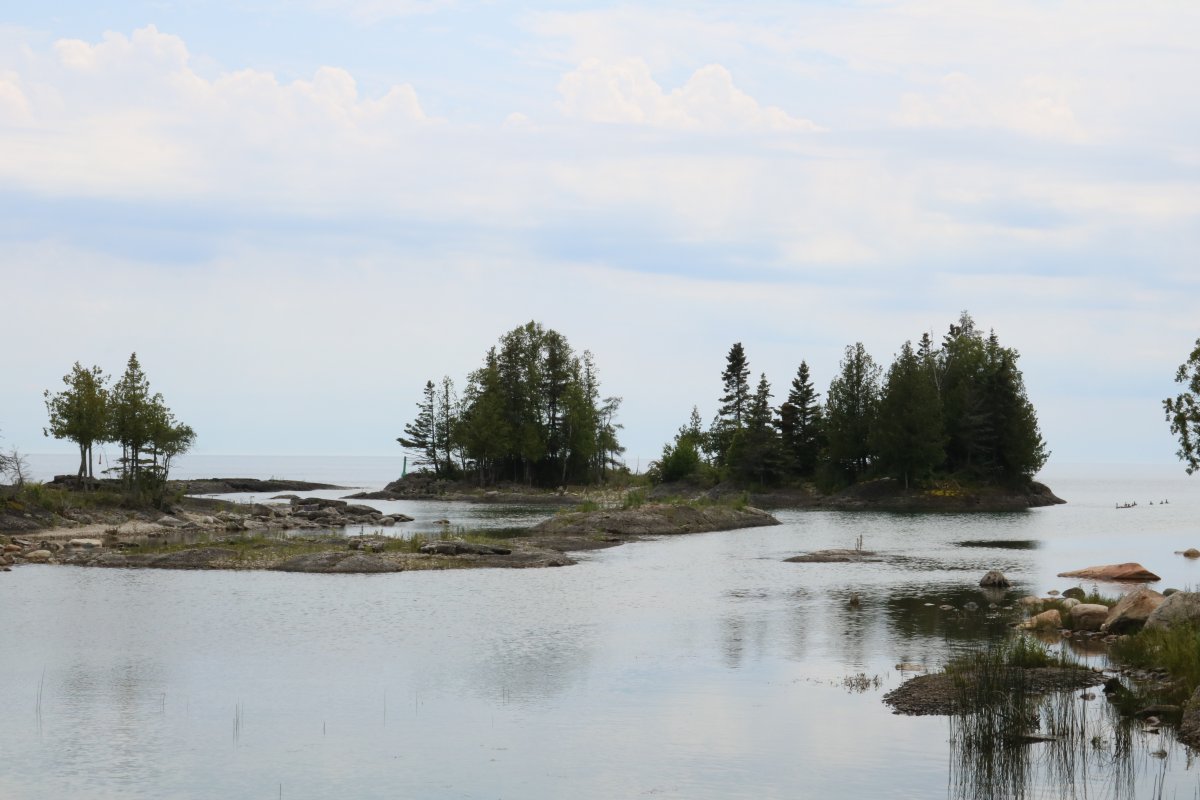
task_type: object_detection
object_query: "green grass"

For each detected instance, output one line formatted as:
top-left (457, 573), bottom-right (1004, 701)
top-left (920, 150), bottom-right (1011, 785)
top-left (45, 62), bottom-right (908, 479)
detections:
top-left (1110, 623), bottom-right (1200, 705)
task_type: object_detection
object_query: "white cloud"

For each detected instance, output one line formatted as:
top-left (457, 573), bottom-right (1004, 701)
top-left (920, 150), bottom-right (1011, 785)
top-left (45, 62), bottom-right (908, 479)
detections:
top-left (558, 58), bottom-right (821, 132)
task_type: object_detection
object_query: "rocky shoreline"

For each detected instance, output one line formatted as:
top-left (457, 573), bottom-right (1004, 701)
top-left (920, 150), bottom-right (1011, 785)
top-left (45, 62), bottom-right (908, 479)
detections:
top-left (0, 501), bottom-right (781, 574)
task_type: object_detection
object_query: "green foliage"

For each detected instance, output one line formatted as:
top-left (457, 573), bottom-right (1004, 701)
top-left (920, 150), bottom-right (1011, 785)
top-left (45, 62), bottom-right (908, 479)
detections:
top-left (1164, 337), bottom-right (1200, 474)
top-left (777, 361), bottom-right (824, 478)
top-left (622, 488), bottom-right (647, 509)
top-left (43, 362), bottom-right (109, 482)
top-left (727, 373), bottom-right (784, 486)
top-left (872, 341), bottom-right (945, 488)
top-left (408, 322), bottom-right (623, 487)
top-left (824, 342), bottom-right (882, 483)
top-left (1111, 624), bottom-right (1200, 703)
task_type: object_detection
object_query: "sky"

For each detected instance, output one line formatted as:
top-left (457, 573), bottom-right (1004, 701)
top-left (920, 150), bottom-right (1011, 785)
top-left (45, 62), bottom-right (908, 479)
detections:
top-left (1, 1), bottom-right (1198, 468)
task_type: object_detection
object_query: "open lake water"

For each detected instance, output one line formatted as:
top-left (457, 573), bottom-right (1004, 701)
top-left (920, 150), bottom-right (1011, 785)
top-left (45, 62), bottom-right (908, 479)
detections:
top-left (3, 458), bottom-right (1199, 798)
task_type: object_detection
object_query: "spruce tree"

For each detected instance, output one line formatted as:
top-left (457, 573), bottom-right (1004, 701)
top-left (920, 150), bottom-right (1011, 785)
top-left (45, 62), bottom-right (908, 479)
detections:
top-left (777, 361), bottom-right (824, 478)
top-left (872, 341), bottom-right (945, 488)
top-left (398, 380), bottom-right (439, 475)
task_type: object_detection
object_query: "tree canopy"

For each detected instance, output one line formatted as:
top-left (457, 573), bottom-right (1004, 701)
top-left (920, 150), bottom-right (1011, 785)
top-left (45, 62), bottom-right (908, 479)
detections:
top-left (1164, 337), bottom-right (1200, 475)
top-left (399, 322), bottom-right (623, 486)
top-left (652, 312), bottom-right (1048, 491)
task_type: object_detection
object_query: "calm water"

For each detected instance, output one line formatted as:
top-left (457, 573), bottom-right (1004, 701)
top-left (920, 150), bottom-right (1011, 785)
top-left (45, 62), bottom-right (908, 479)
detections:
top-left (2, 460), bottom-right (1199, 799)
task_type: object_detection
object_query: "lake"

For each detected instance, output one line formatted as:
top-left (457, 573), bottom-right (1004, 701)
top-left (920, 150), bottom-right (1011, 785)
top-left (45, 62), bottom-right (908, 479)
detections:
top-left (2, 460), bottom-right (1198, 798)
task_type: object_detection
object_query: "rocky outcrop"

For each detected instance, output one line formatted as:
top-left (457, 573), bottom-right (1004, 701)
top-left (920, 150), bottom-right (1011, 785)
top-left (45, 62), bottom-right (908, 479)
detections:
top-left (531, 503), bottom-right (779, 537)
top-left (1102, 587), bottom-right (1165, 634)
top-left (173, 478), bottom-right (346, 494)
top-left (272, 552), bottom-right (403, 573)
top-left (884, 667), bottom-right (1103, 716)
top-left (1144, 591), bottom-right (1200, 632)
top-left (1057, 563), bottom-right (1161, 582)
top-left (419, 540), bottom-right (512, 556)
top-left (750, 478), bottom-right (1065, 512)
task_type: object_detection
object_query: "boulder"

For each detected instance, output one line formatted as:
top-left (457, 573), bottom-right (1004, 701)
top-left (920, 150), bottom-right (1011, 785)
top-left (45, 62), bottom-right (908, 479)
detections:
top-left (23, 550), bottom-right (53, 563)
top-left (1062, 587), bottom-right (1086, 600)
top-left (1060, 597), bottom-right (1080, 610)
top-left (1023, 609), bottom-right (1062, 630)
top-left (1069, 603), bottom-right (1110, 632)
top-left (1144, 591), bottom-right (1200, 632)
top-left (1102, 587), bottom-right (1165, 634)
top-left (1178, 548), bottom-right (1200, 559)
top-left (1018, 595), bottom-right (1044, 609)
top-left (1181, 686), bottom-right (1200, 750)
top-left (68, 539), bottom-right (104, 549)
top-left (1057, 563), bottom-right (1161, 582)
top-left (979, 570), bottom-right (1010, 588)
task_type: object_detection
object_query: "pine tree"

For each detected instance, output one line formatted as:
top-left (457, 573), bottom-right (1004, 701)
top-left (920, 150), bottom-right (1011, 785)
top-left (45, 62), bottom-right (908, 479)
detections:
top-left (398, 380), bottom-right (439, 475)
top-left (719, 343), bottom-right (751, 427)
top-left (729, 373), bottom-right (783, 486)
top-left (872, 341), bottom-right (945, 488)
top-left (777, 361), bottom-right (824, 478)
top-left (109, 353), bottom-right (152, 488)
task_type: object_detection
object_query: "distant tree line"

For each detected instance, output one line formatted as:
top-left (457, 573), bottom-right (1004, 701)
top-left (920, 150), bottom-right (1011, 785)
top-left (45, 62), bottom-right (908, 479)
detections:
top-left (653, 312), bottom-right (1048, 490)
top-left (43, 354), bottom-right (196, 500)
top-left (398, 322), bottom-right (624, 486)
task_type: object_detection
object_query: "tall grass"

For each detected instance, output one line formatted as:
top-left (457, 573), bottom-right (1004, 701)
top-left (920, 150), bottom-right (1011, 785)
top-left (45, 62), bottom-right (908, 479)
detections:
top-left (1110, 624), bottom-right (1200, 705)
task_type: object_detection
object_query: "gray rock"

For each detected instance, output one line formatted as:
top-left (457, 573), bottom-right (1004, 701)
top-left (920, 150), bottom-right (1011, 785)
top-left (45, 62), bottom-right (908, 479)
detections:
top-left (419, 540), bottom-right (512, 556)
top-left (1070, 603), bottom-right (1110, 632)
top-left (23, 549), bottom-right (53, 563)
top-left (150, 548), bottom-right (237, 569)
top-left (1062, 587), bottom-right (1086, 600)
top-left (1144, 591), bottom-right (1200, 632)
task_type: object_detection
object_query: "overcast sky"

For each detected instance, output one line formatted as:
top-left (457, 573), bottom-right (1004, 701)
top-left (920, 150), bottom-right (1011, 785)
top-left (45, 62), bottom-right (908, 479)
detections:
top-left (2, 1), bottom-right (1198, 468)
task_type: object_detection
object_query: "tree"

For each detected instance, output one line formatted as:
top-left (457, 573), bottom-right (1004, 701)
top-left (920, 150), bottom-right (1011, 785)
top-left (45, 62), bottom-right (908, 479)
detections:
top-left (144, 397), bottom-right (196, 504)
top-left (710, 342), bottom-right (752, 467)
top-left (777, 361), bottom-right (824, 478)
top-left (980, 335), bottom-right (1048, 482)
top-left (1164, 337), bottom-right (1200, 474)
top-left (728, 373), bottom-right (784, 486)
top-left (824, 342), bottom-right (882, 483)
top-left (398, 380), bottom-right (439, 475)
top-left (109, 353), bottom-right (153, 488)
top-left (872, 341), bottom-right (945, 488)
top-left (43, 362), bottom-right (109, 486)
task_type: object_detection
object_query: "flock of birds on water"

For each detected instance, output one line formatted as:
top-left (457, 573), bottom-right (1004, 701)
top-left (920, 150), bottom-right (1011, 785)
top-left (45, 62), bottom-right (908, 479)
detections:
top-left (1116, 499), bottom-right (1170, 509)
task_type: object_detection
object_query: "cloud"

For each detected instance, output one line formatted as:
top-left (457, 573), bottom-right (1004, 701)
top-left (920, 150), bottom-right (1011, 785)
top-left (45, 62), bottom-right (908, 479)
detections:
top-left (558, 58), bottom-right (822, 132)
top-left (0, 25), bottom-right (433, 204)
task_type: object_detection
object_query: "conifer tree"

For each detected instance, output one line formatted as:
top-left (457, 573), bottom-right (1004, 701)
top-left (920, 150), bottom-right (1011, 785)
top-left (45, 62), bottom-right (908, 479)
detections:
top-left (824, 342), bottom-right (881, 483)
top-left (777, 361), bottom-right (824, 478)
top-left (398, 380), bottom-right (439, 475)
top-left (43, 362), bottom-right (110, 485)
top-left (872, 341), bottom-right (945, 488)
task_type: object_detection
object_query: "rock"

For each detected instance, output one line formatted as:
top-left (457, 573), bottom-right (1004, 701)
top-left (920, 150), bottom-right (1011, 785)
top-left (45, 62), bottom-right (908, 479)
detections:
top-left (2, 543), bottom-right (21, 553)
top-left (1102, 587), bottom-right (1165, 634)
top-left (1069, 603), bottom-right (1110, 632)
top-left (1178, 548), bottom-right (1200, 559)
top-left (1062, 587), bottom-right (1086, 600)
top-left (272, 552), bottom-right (401, 573)
top-left (23, 549), bottom-right (53, 563)
top-left (534, 504), bottom-right (781, 538)
top-left (293, 497), bottom-right (348, 510)
top-left (150, 548), bottom-right (237, 569)
top-left (1057, 563), bottom-right (1161, 582)
top-left (784, 549), bottom-right (878, 563)
top-left (342, 504), bottom-right (381, 517)
top-left (1164, 588), bottom-right (1180, 597)
top-left (979, 569), bottom-right (1010, 588)
top-left (1060, 597), bottom-right (1080, 610)
top-left (68, 539), bottom-right (104, 549)
top-left (1018, 596), bottom-right (1044, 609)
top-left (419, 540), bottom-right (512, 556)
top-left (1144, 591), bottom-right (1200, 632)
top-left (1023, 609), bottom-right (1062, 629)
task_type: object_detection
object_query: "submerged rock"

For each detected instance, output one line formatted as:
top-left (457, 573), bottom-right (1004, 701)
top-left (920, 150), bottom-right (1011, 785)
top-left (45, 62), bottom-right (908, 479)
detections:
top-left (532, 503), bottom-right (779, 537)
top-left (784, 549), bottom-right (878, 563)
top-left (1023, 609), bottom-right (1062, 630)
top-left (1057, 563), bottom-right (1161, 582)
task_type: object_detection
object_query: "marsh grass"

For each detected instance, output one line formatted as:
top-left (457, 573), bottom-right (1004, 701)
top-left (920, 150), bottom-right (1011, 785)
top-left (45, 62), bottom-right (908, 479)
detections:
top-left (1110, 624), bottom-right (1200, 706)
